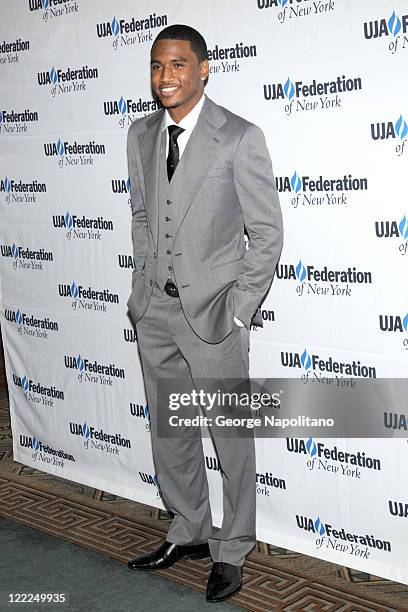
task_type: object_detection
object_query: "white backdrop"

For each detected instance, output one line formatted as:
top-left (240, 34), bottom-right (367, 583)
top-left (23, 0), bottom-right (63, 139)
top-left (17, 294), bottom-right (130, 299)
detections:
top-left (1, 0), bottom-right (408, 584)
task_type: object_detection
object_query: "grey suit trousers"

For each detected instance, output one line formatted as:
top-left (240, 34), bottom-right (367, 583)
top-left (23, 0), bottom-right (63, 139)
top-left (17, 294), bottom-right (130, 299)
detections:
top-left (135, 282), bottom-right (256, 566)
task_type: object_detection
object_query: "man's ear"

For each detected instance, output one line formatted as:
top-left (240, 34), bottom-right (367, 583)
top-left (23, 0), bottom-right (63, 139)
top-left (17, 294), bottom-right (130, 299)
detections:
top-left (200, 58), bottom-right (209, 81)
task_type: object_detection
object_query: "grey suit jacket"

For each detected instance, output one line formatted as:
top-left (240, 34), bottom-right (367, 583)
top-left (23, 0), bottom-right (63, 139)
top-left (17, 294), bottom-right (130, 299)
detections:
top-left (126, 96), bottom-right (283, 343)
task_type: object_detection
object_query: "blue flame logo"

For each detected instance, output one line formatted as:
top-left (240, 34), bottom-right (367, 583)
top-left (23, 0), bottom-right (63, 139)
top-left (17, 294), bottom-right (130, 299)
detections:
top-left (4, 177), bottom-right (11, 193)
top-left (153, 474), bottom-right (160, 488)
top-left (301, 349), bottom-right (311, 370)
top-left (32, 436), bottom-right (40, 451)
top-left (118, 96), bottom-right (126, 115)
top-left (399, 215), bottom-right (408, 239)
top-left (111, 16), bottom-right (119, 36)
top-left (76, 354), bottom-right (85, 372)
top-left (291, 171), bottom-right (302, 193)
top-left (403, 313), bottom-right (408, 333)
top-left (50, 67), bottom-right (57, 85)
top-left (314, 516), bottom-right (325, 536)
top-left (16, 309), bottom-right (22, 325)
top-left (11, 243), bottom-right (18, 258)
top-left (295, 260), bottom-right (306, 282)
top-left (279, 0), bottom-right (288, 6)
top-left (43, 0), bottom-right (49, 9)
top-left (65, 211), bottom-right (73, 230)
top-left (21, 375), bottom-right (29, 392)
top-left (57, 138), bottom-right (65, 156)
top-left (284, 77), bottom-right (295, 100)
top-left (306, 436), bottom-right (317, 457)
top-left (388, 10), bottom-right (402, 36)
top-left (70, 281), bottom-right (79, 299)
top-left (395, 115), bottom-right (408, 140)
top-left (82, 422), bottom-right (90, 438)
top-left (0, 111), bottom-right (3, 123)
top-left (145, 404), bottom-right (150, 420)
top-left (126, 177), bottom-right (131, 193)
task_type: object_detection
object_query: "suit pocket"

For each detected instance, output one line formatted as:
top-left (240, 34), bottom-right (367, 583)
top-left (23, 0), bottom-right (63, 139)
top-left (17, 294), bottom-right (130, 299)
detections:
top-left (206, 166), bottom-right (228, 178)
top-left (212, 259), bottom-right (244, 283)
top-left (127, 273), bottom-right (146, 321)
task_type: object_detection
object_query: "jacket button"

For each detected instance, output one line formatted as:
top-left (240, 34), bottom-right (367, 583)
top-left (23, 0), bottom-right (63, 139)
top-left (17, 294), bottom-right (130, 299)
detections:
top-left (166, 199), bottom-right (172, 205)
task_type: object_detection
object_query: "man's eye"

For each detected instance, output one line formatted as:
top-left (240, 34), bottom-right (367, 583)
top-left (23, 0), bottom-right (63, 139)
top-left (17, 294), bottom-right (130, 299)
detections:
top-left (152, 65), bottom-right (161, 70)
top-left (174, 63), bottom-right (184, 68)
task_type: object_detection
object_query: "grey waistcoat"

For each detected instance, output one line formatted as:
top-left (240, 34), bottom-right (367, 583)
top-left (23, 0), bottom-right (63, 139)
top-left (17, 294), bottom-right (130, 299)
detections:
top-left (155, 130), bottom-right (189, 291)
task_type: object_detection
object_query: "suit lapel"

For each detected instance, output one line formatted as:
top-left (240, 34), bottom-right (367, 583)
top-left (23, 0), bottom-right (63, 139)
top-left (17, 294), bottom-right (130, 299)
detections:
top-left (138, 98), bottom-right (228, 242)
top-left (175, 97), bottom-right (227, 230)
top-left (139, 110), bottom-right (163, 246)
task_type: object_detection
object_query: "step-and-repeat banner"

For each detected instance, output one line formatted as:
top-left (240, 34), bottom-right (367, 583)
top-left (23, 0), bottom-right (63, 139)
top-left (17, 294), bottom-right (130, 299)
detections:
top-left (1, 0), bottom-right (407, 584)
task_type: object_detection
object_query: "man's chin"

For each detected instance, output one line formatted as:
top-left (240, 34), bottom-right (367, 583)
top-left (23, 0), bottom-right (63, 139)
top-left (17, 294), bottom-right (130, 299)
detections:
top-left (159, 98), bottom-right (181, 109)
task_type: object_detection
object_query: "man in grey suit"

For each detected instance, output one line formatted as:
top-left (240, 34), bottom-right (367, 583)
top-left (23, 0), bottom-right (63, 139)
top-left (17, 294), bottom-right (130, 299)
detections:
top-left (126, 24), bottom-right (283, 602)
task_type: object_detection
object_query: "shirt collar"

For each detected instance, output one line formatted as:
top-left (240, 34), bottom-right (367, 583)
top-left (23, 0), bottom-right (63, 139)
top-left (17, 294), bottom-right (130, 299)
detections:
top-left (162, 93), bottom-right (205, 133)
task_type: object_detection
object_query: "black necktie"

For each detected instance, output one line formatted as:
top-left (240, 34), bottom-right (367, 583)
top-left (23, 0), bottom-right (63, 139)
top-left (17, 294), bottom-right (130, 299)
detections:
top-left (167, 125), bottom-right (185, 182)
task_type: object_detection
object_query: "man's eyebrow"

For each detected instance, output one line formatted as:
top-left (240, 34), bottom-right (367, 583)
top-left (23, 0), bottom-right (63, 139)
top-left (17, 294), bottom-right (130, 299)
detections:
top-left (150, 56), bottom-right (188, 64)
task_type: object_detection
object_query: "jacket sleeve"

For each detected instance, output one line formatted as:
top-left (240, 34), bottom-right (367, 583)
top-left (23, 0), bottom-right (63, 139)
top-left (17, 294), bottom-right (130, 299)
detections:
top-left (127, 125), bottom-right (148, 285)
top-left (232, 124), bottom-right (283, 328)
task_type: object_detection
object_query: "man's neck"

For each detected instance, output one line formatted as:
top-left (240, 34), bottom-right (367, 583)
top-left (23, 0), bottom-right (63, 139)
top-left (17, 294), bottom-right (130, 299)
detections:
top-left (166, 92), bottom-right (204, 124)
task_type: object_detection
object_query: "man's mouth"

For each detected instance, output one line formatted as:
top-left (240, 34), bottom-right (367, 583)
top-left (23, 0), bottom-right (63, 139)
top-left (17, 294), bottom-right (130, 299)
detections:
top-left (159, 86), bottom-right (179, 97)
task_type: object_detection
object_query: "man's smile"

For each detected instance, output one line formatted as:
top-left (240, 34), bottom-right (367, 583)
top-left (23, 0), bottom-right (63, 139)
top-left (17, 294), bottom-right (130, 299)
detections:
top-left (159, 85), bottom-right (180, 98)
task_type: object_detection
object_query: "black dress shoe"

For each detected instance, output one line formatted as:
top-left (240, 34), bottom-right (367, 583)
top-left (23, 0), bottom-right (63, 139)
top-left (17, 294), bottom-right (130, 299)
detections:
top-left (127, 540), bottom-right (210, 571)
top-left (206, 562), bottom-right (243, 602)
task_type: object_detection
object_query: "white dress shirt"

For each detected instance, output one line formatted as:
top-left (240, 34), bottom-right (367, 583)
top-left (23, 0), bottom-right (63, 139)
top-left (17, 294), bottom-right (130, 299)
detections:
top-left (162, 94), bottom-right (245, 329)
top-left (162, 93), bottom-right (205, 158)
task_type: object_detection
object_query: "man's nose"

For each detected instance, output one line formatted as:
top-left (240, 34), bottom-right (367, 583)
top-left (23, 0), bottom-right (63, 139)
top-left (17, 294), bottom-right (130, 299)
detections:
top-left (160, 64), bottom-right (174, 82)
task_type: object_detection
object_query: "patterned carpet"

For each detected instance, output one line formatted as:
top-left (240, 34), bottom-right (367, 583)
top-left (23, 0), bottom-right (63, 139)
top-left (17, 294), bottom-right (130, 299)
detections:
top-left (1, 395), bottom-right (407, 611)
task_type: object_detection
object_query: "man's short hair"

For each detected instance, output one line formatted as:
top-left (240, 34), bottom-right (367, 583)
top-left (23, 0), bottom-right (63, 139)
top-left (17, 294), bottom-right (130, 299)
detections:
top-left (153, 24), bottom-right (208, 63)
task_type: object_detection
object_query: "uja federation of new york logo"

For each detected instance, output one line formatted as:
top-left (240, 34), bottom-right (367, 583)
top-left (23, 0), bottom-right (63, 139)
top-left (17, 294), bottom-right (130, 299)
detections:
top-left (96, 12), bottom-right (168, 51)
top-left (58, 281), bottom-right (119, 313)
top-left (0, 176), bottom-right (46, 205)
top-left (103, 96), bottom-right (161, 128)
top-left (20, 432), bottom-right (74, 468)
top-left (0, 107), bottom-right (38, 134)
top-left (276, 171), bottom-right (368, 209)
top-left (29, 0), bottom-right (79, 22)
top-left (371, 114), bottom-right (408, 157)
top-left (296, 513), bottom-right (391, 559)
top-left (5, 307), bottom-right (59, 340)
top-left (1, 242), bottom-right (53, 271)
top-left (13, 372), bottom-right (64, 407)
top-left (375, 213), bottom-right (408, 255)
top-left (69, 420), bottom-right (131, 455)
top-left (0, 38), bottom-right (30, 66)
top-left (276, 260), bottom-right (372, 297)
top-left (37, 64), bottom-right (98, 97)
top-left (263, 74), bottom-right (362, 115)
top-left (257, 0), bottom-right (335, 24)
top-left (378, 312), bottom-right (408, 352)
top-left (52, 211), bottom-right (114, 241)
top-left (64, 353), bottom-right (125, 387)
top-left (286, 437), bottom-right (381, 480)
top-left (44, 138), bottom-right (106, 168)
top-left (364, 9), bottom-right (408, 55)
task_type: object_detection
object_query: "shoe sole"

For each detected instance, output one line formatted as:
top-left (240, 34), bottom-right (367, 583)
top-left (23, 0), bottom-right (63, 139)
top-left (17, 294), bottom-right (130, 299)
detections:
top-left (127, 550), bottom-right (210, 571)
top-left (206, 584), bottom-right (242, 603)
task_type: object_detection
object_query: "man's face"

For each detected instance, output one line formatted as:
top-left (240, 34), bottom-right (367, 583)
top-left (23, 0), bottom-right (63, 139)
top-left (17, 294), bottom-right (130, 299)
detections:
top-left (150, 38), bottom-right (208, 122)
